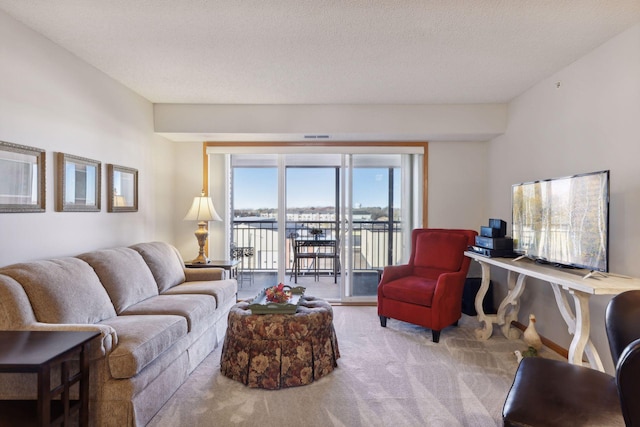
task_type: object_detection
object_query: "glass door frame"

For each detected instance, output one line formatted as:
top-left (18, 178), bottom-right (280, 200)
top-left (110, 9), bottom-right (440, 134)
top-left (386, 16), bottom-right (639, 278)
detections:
top-left (205, 142), bottom-right (428, 302)
top-left (281, 164), bottom-right (341, 285)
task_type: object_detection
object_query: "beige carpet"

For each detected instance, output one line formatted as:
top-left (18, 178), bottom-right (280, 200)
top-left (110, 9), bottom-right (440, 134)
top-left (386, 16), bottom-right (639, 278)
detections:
top-left (148, 306), bottom-right (559, 427)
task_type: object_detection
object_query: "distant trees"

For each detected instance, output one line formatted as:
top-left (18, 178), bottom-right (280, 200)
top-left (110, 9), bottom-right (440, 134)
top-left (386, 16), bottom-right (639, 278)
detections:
top-left (234, 206), bottom-right (399, 220)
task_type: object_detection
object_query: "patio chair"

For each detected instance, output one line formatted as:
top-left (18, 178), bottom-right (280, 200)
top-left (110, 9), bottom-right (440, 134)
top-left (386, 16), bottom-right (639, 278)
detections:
top-left (315, 237), bottom-right (339, 284)
top-left (292, 237), bottom-right (318, 283)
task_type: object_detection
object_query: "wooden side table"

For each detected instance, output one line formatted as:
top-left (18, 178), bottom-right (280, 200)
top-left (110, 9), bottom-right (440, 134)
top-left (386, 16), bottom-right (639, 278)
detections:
top-left (0, 330), bottom-right (99, 427)
top-left (185, 259), bottom-right (241, 279)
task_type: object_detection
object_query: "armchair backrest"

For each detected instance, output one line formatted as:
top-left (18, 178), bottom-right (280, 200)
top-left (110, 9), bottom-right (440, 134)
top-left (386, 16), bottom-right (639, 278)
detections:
top-left (409, 229), bottom-right (476, 279)
top-left (606, 290), bottom-right (640, 426)
top-left (606, 290), bottom-right (640, 365)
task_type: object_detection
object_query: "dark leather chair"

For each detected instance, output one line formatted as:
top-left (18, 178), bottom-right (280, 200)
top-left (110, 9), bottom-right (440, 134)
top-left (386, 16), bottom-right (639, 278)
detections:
top-left (377, 228), bottom-right (477, 343)
top-left (502, 290), bottom-right (640, 426)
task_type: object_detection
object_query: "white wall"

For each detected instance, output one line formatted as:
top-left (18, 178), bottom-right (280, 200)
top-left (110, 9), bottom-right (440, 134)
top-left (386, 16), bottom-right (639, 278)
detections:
top-left (0, 10), bottom-right (176, 265)
top-left (487, 23), bottom-right (640, 374)
top-left (155, 103), bottom-right (508, 142)
top-left (428, 141), bottom-right (488, 230)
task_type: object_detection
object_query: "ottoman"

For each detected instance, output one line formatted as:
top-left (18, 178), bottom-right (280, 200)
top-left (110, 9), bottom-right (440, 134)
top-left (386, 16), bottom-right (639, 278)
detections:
top-left (220, 296), bottom-right (340, 389)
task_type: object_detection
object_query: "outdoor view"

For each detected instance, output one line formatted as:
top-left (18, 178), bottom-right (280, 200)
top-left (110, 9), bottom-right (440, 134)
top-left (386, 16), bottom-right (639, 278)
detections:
top-left (231, 162), bottom-right (403, 300)
top-left (233, 167), bottom-right (400, 220)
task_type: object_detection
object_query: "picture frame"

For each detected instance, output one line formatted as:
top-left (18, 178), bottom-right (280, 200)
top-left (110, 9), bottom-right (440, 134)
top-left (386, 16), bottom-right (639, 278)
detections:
top-left (107, 164), bottom-right (138, 212)
top-left (55, 152), bottom-right (101, 212)
top-left (0, 141), bottom-right (46, 213)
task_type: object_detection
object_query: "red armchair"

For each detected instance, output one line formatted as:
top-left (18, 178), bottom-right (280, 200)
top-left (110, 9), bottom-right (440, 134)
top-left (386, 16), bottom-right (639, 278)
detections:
top-left (377, 228), bottom-right (477, 343)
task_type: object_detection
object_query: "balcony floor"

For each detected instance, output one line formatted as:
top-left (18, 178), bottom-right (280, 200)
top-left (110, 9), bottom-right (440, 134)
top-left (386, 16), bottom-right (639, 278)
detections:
top-left (235, 270), bottom-right (380, 302)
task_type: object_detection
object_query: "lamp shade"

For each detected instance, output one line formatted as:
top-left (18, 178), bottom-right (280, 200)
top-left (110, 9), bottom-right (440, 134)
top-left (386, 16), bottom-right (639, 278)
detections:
top-left (184, 193), bottom-right (222, 222)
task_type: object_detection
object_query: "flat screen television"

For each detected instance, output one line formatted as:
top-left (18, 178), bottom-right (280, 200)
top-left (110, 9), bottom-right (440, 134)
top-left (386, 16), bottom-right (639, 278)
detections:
top-left (511, 170), bottom-right (609, 272)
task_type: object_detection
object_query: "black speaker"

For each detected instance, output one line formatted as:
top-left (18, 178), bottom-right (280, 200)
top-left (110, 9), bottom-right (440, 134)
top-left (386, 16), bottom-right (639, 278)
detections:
top-left (489, 218), bottom-right (507, 237)
top-left (487, 218), bottom-right (507, 237)
top-left (474, 236), bottom-right (513, 250)
top-left (462, 278), bottom-right (495, 316)
top-left (480, 226), bottom-right (501, 237)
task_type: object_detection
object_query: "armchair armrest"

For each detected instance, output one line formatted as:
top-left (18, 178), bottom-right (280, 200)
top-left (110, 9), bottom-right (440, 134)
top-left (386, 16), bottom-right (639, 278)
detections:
top-left (379, 264), bottom-right (413, 285)
top-left (431, 271), bottom-right (467, 325)
top-left (184, 267), bottom-right (225, 282)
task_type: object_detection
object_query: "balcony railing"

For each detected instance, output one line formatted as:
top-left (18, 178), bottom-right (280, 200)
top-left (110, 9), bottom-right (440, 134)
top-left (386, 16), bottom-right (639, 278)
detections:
top-left (231, 219), bottom-right (402, 273)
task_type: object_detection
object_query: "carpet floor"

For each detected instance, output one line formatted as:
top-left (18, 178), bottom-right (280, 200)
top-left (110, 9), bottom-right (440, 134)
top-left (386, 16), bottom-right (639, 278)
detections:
top-left (147, 306), bottom-right (561, 427)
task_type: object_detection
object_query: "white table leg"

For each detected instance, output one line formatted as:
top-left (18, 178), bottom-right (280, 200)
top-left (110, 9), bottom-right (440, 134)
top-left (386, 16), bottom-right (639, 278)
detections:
top-left (568, 290), bottom-right (594, 368)
top-left (582, 339), bottom-right (604, 371)
top-left (550, 283), bottom-right (604, 371)
top-left (474, 260), bottom-right (495, 340)
top-left (496, 271), bottom-right (526, 339)
top-left (474, 260), bottom-right (525, 340)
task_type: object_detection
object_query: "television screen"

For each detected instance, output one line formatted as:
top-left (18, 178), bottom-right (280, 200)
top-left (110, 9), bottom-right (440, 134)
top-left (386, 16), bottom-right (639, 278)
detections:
top-left (512, 170), bottom-right (609, 272)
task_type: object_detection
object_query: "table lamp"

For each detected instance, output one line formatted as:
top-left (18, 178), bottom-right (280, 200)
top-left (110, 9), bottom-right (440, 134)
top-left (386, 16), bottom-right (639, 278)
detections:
top-left (184, 191), bottom-right (222, 264)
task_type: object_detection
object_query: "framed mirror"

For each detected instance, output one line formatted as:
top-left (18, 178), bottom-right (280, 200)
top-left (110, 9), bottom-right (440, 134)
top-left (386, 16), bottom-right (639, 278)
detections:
top-left (107, 164), bottom-right (138, 212)
top-left (0, 141), bottom-right (46, 213)
top-left (55, 153), bottom-right (101, 212)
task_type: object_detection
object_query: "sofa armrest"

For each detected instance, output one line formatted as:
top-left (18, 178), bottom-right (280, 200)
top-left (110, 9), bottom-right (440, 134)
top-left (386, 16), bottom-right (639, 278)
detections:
top-left (26, 322), bottom-right (117, 359)
top-left (184, 267), bottom-right (225, 282)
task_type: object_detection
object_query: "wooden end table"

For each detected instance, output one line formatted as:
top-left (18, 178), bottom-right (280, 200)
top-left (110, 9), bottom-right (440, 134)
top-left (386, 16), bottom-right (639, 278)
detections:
top-left (0, 330), bottom-right (99, 427)
top-left (185, 259), bottom-right (241, 279)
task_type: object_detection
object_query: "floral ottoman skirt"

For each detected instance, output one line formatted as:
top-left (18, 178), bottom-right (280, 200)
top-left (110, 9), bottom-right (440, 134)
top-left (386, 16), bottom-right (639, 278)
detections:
top-left (220, 296), bottom-right (340, 389)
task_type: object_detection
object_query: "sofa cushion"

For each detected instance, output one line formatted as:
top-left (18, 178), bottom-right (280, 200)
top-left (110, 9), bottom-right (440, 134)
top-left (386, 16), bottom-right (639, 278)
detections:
top-left (162, 279), bottom-right (237, 308)
top-left (130, 242), bottom-right (186, 292)
top-left (99, 314), bottom-right (187, 379)
top-left (120, 294), bottom-right (217, 332)
top-left (381, 276), bottom-right (437, 307)
top-left (0, 258), bottom-right (116, 324)
top-left (78, 247), bottom-right (159, 313)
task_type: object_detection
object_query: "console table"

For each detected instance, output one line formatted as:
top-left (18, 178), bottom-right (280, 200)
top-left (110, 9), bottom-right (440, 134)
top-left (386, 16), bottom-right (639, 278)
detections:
top-left (464, 251), bottom-right (640, 372)
top-left (0, 330), bottom-right (99, 426)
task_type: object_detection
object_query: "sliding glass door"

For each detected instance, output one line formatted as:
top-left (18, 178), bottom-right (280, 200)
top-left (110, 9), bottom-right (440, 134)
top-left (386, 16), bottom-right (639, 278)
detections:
top-left (343, 155), bottom-right (407, 298)
top-left (286, 166), bottom-right (338, 289)
top-left (231, 164), bottom-right (278, 275)
top-left (217, 147), bottom-right (423, 302)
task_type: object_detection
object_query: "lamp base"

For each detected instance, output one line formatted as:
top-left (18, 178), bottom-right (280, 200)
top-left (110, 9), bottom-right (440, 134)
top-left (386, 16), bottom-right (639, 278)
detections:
top-left (191, 256), bottom-right (210, 265)
top-left (192, 221), bottom-right (210, 265)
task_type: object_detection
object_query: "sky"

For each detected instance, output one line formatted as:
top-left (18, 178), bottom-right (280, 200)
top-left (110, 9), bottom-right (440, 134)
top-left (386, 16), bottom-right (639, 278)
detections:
top-left (233, 167), bottom-right (400, 209)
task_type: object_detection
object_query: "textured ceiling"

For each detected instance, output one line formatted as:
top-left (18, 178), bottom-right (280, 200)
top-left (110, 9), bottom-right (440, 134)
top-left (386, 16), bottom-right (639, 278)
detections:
top-left (1, 1), bottom-right (639, 105)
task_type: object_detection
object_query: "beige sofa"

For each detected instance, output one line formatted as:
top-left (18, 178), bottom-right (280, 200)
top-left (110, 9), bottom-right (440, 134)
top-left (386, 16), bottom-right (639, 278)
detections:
top-left (0, 242), bottom-right (237, 426)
